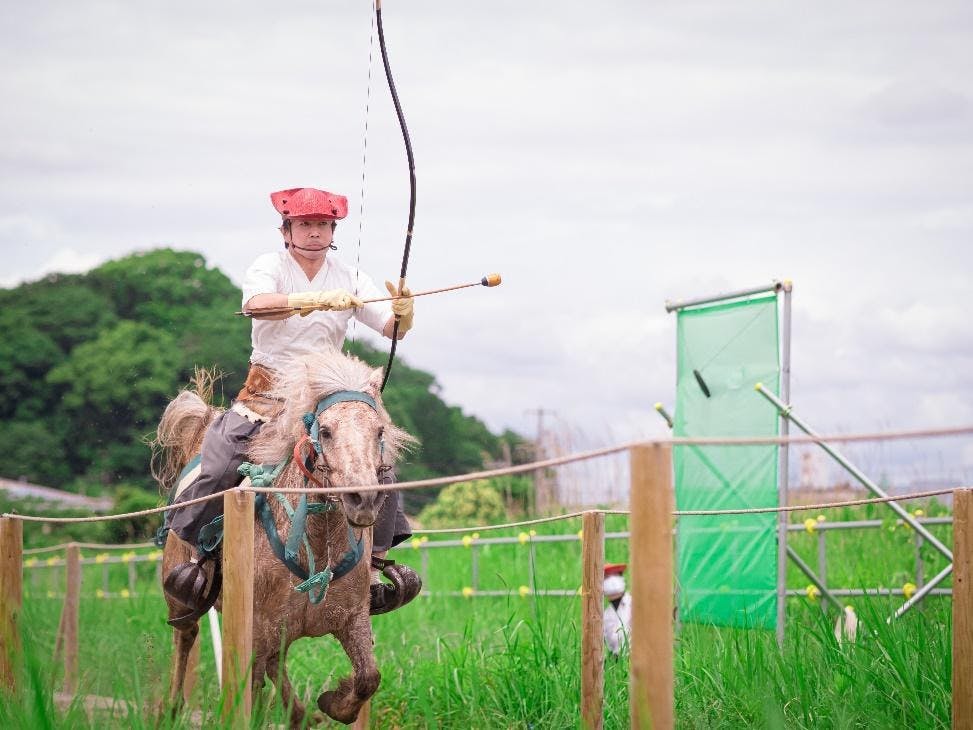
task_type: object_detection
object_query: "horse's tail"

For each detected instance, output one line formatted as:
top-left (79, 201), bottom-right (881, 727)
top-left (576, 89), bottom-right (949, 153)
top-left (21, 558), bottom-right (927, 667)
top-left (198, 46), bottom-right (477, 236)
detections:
top-left (150, 367), bottom-right (222, 493)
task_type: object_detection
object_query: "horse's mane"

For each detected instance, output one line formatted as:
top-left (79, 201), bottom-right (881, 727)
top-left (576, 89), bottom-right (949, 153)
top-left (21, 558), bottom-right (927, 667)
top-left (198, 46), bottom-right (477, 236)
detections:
top-left (247, 350), bottom-right (415, 465)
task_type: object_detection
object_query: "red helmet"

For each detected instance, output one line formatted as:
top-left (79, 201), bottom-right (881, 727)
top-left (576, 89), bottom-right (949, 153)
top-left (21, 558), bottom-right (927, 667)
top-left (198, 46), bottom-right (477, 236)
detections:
top-left (270, 187), bottom-right (348, 221)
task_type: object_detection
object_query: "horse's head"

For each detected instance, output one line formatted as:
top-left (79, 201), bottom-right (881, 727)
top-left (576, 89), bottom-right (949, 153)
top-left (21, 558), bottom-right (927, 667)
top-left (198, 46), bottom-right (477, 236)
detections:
top-left (307, 372), bottom-right (390, 527)
top-left (249, 353), bottom-right (416, 526)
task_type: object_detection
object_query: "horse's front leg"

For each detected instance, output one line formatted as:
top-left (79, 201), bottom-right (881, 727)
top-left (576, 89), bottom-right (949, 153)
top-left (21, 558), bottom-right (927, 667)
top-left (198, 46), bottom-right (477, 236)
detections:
top-left (317, 613), bottom-right (380, 725)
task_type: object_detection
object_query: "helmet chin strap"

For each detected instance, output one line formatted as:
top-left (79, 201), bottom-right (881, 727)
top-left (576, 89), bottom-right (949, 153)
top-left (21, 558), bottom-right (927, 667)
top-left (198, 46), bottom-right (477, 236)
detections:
top-left (287, 242), bottom-right (339, 252)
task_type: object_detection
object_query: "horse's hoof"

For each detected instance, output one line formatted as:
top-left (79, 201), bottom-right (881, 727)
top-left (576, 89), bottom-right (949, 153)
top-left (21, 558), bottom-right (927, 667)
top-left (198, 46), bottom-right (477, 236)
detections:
top-left (369, 563), bottom-right (422, 615)
top-left (316, 691), bottom-right (358, 725)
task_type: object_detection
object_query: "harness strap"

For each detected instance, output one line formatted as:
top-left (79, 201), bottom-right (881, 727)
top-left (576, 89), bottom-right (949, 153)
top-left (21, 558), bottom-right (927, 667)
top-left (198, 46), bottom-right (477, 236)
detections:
top-left (304, 390), bottom-right (378, 455)
top-left (293, 436), bottom-right (327, 488)
top-left (254, 493), bottom-right (365, 605)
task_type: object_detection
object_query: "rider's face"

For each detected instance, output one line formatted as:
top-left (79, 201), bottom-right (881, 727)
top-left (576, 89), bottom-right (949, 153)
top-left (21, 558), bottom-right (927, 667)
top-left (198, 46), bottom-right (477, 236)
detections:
top-left (282, 218), bottom-right (335, 261)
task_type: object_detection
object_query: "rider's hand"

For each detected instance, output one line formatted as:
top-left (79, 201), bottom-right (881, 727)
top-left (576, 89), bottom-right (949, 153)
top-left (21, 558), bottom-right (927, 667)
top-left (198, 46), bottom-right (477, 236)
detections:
top-left (288, 289), bottom-right (363, 316)
top-left (385, 281), bottom-right (414, 333)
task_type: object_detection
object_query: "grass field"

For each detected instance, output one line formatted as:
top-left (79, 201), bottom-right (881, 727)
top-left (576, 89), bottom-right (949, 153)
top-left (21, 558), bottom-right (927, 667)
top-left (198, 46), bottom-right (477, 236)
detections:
top-left (1, 504), bottom-right (955, 728)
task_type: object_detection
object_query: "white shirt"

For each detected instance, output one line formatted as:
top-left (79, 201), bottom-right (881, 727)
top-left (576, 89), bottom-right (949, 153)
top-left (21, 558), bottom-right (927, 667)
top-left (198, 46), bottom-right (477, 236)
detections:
top-left (241, 250), bottom-right (393, 371)
top-left (604, 593), bottom-right (632, 655)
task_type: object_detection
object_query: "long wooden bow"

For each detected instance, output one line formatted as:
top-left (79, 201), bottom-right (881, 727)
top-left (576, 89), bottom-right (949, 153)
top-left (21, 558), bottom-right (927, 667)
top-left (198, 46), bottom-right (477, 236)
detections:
top-left (375, 0), bottom-right (416, 391)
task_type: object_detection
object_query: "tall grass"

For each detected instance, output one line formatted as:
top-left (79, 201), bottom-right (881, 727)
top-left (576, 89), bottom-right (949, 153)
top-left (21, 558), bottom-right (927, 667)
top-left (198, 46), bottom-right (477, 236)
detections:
top-left (1, 506), bottom-right (954, 728)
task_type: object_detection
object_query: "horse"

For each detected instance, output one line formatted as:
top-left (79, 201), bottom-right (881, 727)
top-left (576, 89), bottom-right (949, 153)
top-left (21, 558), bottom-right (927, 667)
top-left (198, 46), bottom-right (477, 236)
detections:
top-left (152, 351), bottom-right (414, 726)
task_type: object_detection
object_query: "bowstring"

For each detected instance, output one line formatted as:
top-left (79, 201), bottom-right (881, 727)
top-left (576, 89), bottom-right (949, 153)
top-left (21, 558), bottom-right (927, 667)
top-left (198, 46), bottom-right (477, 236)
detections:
top-left (351, 0), bottom-right (377, 346)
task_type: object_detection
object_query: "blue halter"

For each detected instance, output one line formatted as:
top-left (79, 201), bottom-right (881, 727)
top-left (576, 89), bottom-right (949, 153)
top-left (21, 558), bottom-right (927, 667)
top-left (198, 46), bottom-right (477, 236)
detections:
top-left (303, 390), bottom-right (379, 454)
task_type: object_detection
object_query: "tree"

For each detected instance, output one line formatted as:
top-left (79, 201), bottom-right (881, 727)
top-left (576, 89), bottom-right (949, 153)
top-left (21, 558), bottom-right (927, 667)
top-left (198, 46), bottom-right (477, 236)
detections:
top-left (0, 421), bottom-right (75, 486)
top-left (0, 315), bottom-right (62, 420)
top-left (417, 479), bottom-right (506, 528)
top-left (87, 249), bottom-right (241, 330)
top-left (46, 321), bottom-right (182, 485)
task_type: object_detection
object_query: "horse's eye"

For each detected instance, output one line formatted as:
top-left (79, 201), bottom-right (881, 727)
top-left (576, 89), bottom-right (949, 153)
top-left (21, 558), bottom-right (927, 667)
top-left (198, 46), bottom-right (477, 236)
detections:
top-left (377, 427), bottom-right (384, 439)
top-left (319, 426), bottom-right (332, 439)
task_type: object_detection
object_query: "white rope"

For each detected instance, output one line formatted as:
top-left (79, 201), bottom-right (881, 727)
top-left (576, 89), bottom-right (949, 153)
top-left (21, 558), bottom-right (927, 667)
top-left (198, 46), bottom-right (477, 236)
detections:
top-left (2, 425), bottom-right (970, 524)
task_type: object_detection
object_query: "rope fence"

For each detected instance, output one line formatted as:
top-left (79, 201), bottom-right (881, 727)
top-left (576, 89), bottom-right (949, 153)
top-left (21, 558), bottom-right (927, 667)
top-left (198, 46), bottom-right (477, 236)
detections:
top-left (3, 438), bottom-right (972, 728)
top-left (2, 424), bottom-right (971, 526)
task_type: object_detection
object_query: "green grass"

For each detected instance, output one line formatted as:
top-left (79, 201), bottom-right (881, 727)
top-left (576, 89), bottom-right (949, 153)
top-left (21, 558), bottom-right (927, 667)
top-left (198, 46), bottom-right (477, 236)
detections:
top-left (1, 505), bottom-right (955, 728)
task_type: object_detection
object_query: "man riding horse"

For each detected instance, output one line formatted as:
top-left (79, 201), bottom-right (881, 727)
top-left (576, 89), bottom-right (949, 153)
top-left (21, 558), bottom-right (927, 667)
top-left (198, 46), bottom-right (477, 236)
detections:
top-left (164, 186), bottom-right (420, 615)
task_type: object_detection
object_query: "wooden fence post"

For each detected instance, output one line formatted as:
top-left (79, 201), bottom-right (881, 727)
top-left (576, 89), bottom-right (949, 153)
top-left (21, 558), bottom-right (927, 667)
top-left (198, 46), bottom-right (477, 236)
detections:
top-left (222, 489), bottom-right (255, 724)
top-left (0, 517), bottom-right (23, 691)
top-left (581, 510), bottom-right (605, 730)
top-left (352, 698), bottom-right (370, 729)
top-left (629, 443), bottom-right (674, 730)
top-left (954, 488), bottom-right (972, 730)
top-left (61, 544), bottom-right (81, 694)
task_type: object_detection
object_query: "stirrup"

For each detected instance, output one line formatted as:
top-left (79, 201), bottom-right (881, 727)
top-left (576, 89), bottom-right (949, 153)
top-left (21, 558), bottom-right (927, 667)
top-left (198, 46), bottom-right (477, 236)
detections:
top-left (164, 555), bottom-right (222, 628)
top-left (369, 557), bottom-right (422, 615)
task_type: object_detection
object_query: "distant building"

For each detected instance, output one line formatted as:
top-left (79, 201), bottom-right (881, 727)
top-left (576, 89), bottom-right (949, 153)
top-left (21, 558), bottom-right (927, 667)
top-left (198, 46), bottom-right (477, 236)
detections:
top-left (0, 476), bottom-right (113, 512)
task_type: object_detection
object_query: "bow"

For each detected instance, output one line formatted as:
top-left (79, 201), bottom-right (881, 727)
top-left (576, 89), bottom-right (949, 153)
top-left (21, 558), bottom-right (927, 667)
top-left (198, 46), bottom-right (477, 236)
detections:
top-left (375, 0), bottom-right (416, 391)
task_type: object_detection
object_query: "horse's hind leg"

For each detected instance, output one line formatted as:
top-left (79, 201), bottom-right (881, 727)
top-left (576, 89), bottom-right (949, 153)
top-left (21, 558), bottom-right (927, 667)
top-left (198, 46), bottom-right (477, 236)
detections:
top-left (266, 651), bottom-right (310, 729)
top-left (317, 615), bottom-right (380, 725)
top-left (168, 623), bottom-right (199, 711)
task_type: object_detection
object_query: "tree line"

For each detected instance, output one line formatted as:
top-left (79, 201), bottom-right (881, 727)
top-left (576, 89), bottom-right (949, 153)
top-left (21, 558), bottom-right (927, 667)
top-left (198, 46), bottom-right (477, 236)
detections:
top-left (0, 248), bottom-right (529, 514)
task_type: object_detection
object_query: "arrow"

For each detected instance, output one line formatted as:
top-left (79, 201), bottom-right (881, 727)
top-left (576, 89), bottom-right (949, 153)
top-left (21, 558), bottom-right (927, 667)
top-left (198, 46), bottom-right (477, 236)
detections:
top-left (237, 273), bottom-right (502, 318)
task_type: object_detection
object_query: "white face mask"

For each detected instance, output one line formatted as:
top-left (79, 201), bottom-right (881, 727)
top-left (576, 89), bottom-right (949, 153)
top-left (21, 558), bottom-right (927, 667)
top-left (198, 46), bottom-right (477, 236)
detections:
top-left (604, 574), bottom-right (626, 599)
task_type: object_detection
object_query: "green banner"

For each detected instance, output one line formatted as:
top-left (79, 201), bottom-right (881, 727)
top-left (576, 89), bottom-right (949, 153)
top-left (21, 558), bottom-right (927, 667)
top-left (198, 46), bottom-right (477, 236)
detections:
top-left (673, 295), bottom-right (780, 629)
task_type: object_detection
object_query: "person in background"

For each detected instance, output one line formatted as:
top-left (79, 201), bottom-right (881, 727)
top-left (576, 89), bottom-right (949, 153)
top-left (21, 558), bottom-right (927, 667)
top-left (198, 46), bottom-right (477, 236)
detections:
top-left (603, 562), bottom-right (632, 655)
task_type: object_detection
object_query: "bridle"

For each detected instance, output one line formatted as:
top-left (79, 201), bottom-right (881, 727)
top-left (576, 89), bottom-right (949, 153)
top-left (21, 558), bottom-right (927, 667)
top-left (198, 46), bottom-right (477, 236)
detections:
top-left (293, 390), bottom-right (389, 495)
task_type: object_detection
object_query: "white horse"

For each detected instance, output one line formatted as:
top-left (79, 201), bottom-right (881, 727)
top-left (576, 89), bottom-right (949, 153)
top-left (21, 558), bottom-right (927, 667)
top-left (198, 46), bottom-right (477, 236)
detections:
top-left (154, 351), bottom-right (414, 726)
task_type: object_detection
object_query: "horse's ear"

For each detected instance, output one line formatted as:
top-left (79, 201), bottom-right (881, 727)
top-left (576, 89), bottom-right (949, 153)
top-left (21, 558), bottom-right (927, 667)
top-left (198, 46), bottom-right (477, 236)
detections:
top-left (365, 368), bottom-right (383, 398)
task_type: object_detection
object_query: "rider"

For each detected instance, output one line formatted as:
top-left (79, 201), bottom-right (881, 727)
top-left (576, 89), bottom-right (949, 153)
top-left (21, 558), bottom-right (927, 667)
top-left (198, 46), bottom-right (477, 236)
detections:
top-left (166, 186), bottom-right (419, 615)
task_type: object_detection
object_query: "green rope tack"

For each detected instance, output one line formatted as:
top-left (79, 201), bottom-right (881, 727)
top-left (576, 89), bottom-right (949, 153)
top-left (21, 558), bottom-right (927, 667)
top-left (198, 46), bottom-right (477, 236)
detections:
top-left (238, 458), bottom-right (290, 488)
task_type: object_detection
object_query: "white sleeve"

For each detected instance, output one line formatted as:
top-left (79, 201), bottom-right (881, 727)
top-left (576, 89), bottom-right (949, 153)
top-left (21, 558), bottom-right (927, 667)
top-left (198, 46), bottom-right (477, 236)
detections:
top-left (352, 270), bottom-right (395, 334)
top-left (241, 254), bottom-right (281, 307)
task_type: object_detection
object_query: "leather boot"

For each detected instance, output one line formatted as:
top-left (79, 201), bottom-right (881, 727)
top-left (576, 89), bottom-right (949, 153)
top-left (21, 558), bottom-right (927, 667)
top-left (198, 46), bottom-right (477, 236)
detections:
top-left (369, 556), bottom-right (422, 615)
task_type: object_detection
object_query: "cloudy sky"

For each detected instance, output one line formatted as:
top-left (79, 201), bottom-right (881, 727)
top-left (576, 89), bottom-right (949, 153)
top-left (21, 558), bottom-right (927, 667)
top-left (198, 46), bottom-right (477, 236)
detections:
top-left (2, 1), bottom-right (971, 490)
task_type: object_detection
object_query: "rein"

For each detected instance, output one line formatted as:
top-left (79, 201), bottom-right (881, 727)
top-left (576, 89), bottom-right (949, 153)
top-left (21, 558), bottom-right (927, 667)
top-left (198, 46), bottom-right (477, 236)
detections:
top-left (245, 390), bottom-right (382, 605)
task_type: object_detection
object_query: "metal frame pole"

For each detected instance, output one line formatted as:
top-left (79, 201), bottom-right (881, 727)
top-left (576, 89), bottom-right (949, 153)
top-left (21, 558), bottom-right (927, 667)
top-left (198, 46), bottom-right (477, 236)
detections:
top-left (665, 281), bottom-right (784, 313)
top-left (755, 384), bottom-right (953, 621)
top-left (755, 385), bottom-right (952, 561)
top-left (776, 281), bottom-right (792, 646)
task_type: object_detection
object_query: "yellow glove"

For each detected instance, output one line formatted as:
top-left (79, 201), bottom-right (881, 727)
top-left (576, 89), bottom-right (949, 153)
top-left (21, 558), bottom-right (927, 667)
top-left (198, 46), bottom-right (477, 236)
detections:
top-left (287, 289), bottom-right (363, 316)
top-left (385, 280), bottom-right (414, 333)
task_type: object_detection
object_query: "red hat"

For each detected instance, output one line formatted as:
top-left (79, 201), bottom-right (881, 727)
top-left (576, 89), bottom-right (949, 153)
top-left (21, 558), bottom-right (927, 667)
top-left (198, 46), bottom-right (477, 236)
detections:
top-left (604, 563), bottom-right (627, 577)
top-left (270, 187), bottom-right (348, 221)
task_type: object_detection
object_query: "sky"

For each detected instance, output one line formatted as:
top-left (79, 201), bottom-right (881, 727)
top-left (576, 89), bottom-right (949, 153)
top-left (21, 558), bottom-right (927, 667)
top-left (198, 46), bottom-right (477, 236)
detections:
top-left (2, 1), bottom-right (972, 494)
